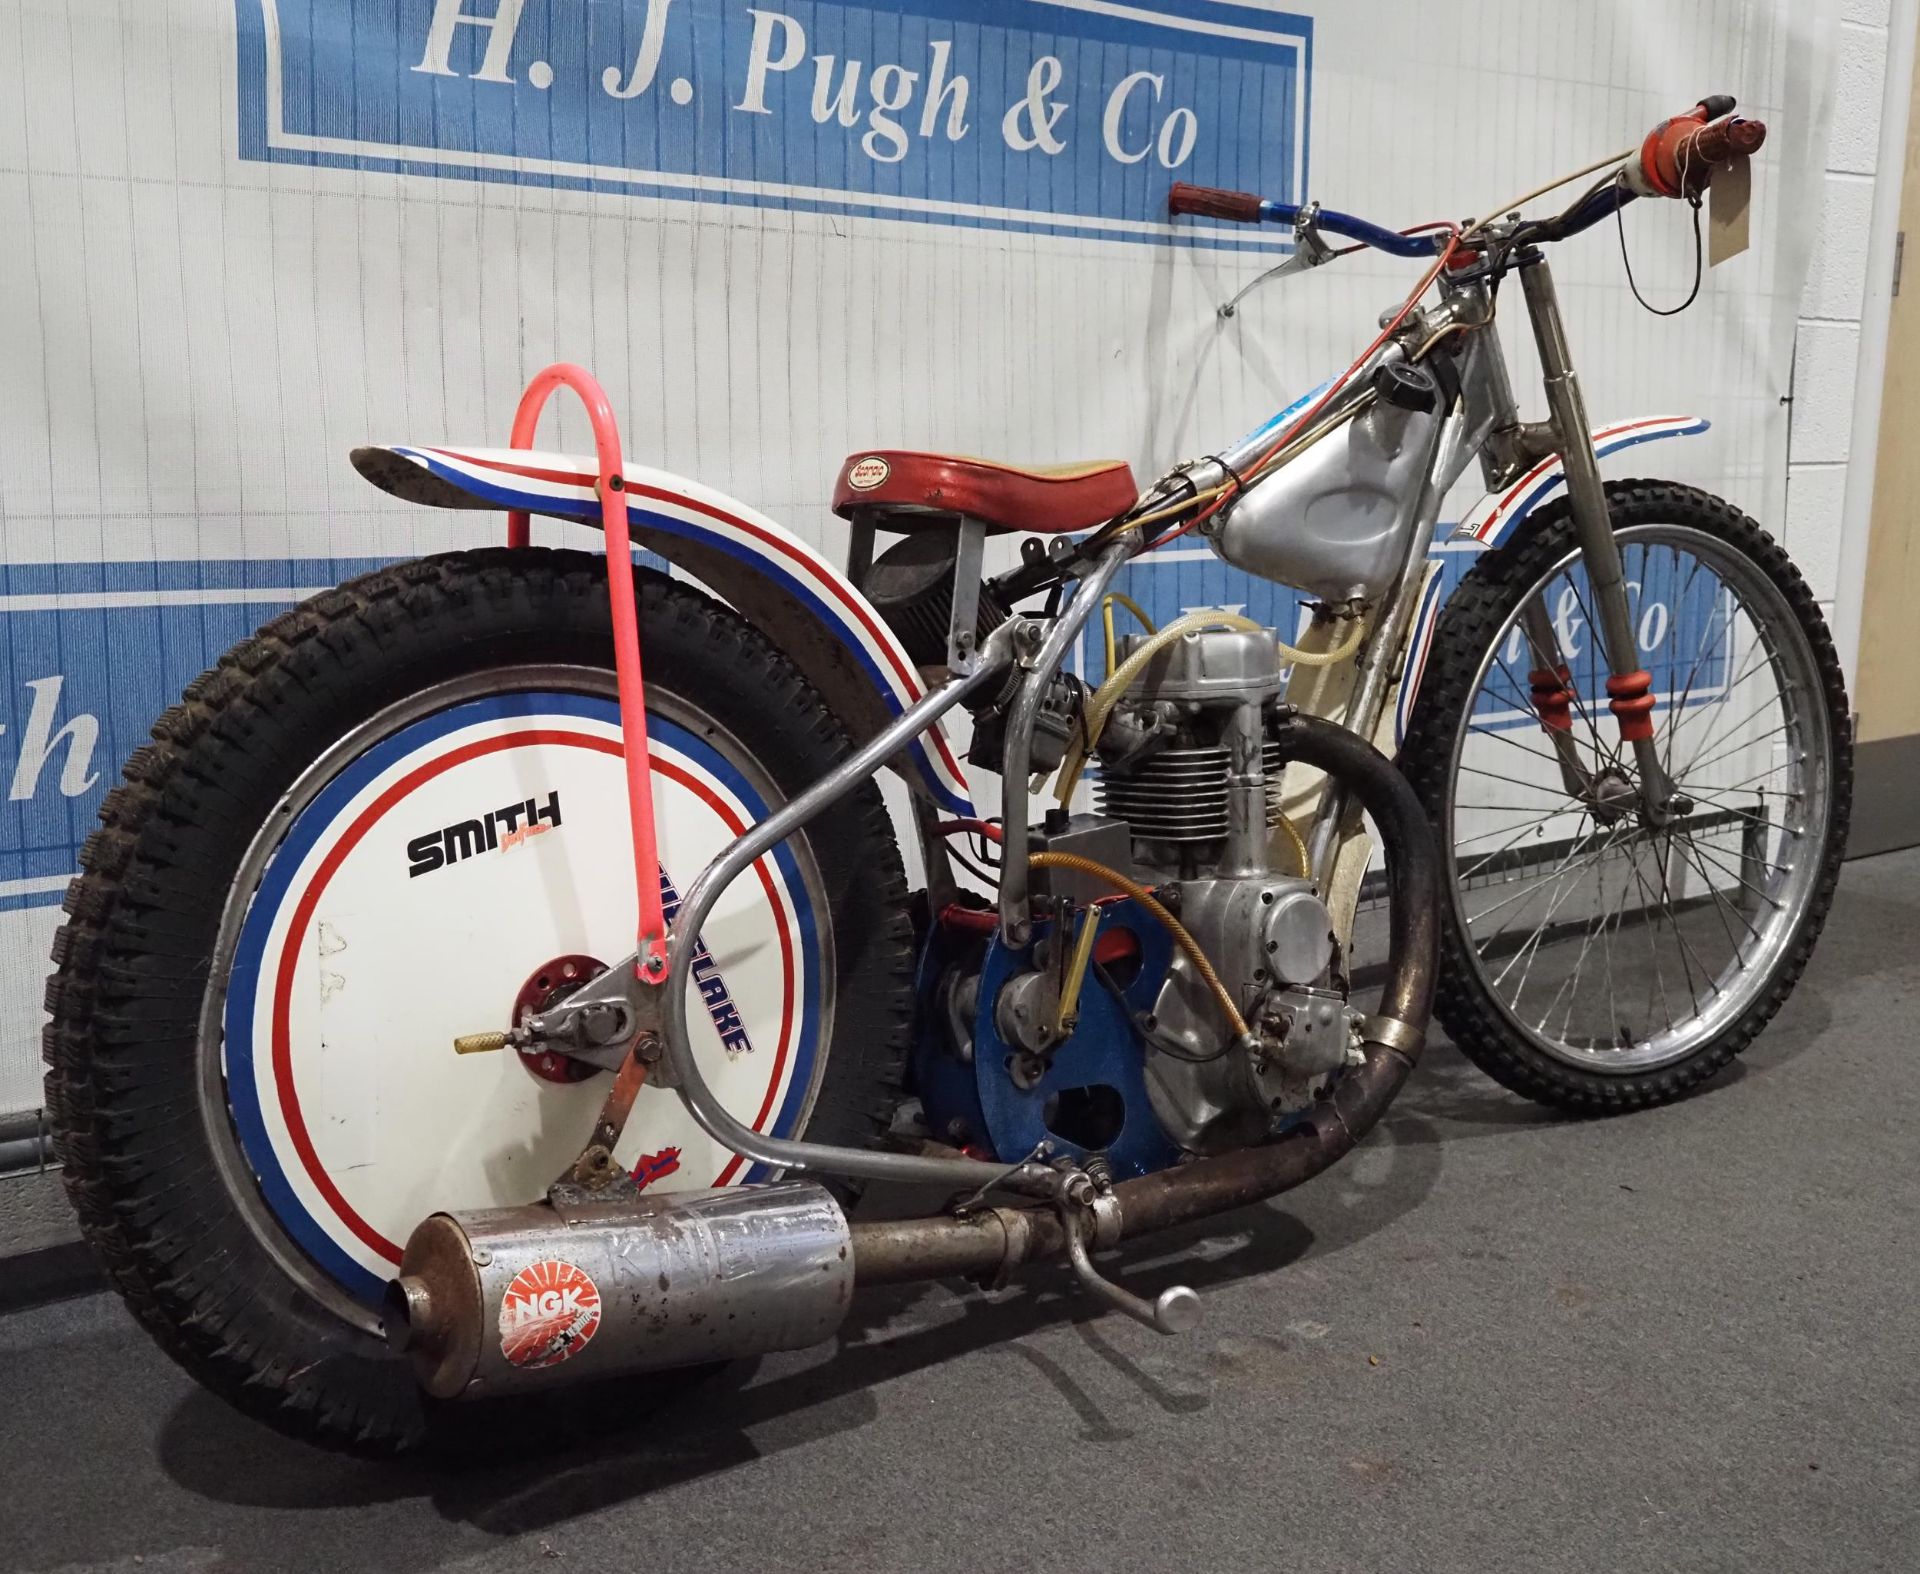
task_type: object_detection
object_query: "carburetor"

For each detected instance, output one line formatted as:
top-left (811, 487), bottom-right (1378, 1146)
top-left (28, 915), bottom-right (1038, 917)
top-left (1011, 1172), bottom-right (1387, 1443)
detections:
top-left (1093, 621), bottom-right (1353, 1151)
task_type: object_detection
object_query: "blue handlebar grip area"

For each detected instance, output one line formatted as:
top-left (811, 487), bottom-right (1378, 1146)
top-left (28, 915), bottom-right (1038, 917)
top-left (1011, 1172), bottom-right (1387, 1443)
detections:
top-left (1256, 200), bottom-right (1442, 259)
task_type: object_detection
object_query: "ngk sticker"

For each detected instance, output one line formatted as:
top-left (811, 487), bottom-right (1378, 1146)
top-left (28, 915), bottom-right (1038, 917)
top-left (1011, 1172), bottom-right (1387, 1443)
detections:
top-left (499, 1259), bottom-right (602, 1370)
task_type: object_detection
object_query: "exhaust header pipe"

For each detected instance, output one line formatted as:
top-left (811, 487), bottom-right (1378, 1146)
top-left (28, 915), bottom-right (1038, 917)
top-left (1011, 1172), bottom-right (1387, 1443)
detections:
top-left (384, 1181), bottom-right (852, 1399)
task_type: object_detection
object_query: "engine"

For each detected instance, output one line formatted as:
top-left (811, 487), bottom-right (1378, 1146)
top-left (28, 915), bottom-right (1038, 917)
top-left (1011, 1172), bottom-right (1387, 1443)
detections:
top-left (1092, 624), bottom-right (1352, 1155)
top-left (913, 619), bottom-right (1359, 1178)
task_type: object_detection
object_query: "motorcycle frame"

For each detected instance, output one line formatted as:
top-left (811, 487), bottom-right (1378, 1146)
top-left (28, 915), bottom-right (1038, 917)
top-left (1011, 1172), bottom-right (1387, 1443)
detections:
top-left (527, 241), bottom-right (1686, 1201)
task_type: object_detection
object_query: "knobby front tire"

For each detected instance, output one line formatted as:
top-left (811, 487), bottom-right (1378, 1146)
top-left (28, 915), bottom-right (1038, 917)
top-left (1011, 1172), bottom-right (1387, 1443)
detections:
top-left (1401, 481), bottom-right (1850, 1112)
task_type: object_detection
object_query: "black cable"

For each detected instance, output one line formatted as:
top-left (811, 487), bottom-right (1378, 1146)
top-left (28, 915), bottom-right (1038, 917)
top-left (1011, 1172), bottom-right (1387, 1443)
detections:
top-left (1091, 957), bottom-right (1233, 1064)
top-left (1616, 189), bottom-right (1704, 317)
top-left (947, 844), bottom-right (999, 887)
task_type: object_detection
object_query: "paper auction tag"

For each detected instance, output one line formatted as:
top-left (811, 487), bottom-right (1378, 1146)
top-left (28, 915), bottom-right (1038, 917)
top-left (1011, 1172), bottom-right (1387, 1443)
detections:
top-left (1708, 155), bottom-right (1752, 266)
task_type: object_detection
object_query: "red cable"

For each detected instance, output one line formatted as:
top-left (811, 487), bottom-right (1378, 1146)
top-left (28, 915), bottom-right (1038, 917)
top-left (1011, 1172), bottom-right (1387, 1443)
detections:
top-left (1140, 226), bottom-right (1462, 555)
top-left (937, 817), bottom-right (1005, 844)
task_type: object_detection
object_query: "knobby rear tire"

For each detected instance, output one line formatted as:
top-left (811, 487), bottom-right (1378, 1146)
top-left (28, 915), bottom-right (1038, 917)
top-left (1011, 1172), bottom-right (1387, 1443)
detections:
top-left (44, 548), bottom-right (915, 1453)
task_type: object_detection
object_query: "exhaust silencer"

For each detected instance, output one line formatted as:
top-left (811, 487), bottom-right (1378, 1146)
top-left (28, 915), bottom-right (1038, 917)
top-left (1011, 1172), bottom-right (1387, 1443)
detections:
top-left (383, 1181), bottom-right (852, 1399)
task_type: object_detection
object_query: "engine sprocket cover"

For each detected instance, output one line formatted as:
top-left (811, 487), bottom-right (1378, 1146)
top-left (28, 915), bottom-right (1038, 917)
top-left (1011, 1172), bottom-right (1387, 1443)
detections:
top-left (911, 902), bottom-right (1182, 1179)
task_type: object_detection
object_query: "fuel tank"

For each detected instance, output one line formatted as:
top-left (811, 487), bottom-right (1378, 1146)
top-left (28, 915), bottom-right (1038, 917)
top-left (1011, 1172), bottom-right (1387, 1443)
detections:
top-left (1211, 365), bottom-right (1444, 601)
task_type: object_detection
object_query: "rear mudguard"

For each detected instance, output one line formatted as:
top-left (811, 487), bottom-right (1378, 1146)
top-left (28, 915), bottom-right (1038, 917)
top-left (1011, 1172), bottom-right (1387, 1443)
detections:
top-left (351, 444), bottom-right (974, 813)
top-left (1393, 414), bottom-right (1709, 744)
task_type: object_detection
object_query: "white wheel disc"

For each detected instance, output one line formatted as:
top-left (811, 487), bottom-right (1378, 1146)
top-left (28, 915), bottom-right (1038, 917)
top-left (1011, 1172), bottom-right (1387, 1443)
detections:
top-left (221, 687), bottom-right (823, 1305)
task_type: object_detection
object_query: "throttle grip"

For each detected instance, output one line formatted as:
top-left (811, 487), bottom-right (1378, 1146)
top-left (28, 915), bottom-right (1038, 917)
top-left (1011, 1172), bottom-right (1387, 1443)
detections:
top-left (1167, 181), bottom-right (1265, 223)
top-left (1635, 100), bottom-right (1767, 198)
top-left (1687, 116), bottom-right (1767, 165)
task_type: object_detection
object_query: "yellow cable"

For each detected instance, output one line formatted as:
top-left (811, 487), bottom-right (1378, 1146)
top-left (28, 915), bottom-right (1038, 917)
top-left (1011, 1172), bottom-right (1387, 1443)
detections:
top-left (1241, 398), bottom-right (1369, 486)
top-left (1124, 483), bottom-right (1233, 536)
top-left (1274, 811), bottom-right (1309, 879)
top-left (1028, 852), bottom-right (1249, 1044)
top-left (1100, 591), bottom-right (1158, 678)
top-left (1055, 610), bottom-right (1369, 806)
top-left (1275, 614), bottom-right (1368, 669)
top-left (1055, 611), bottom-right (1262, 806)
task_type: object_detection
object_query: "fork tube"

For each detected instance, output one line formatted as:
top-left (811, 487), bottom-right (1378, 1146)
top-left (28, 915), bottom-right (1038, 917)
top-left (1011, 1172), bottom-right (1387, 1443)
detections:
top-left (1518, 599), bottom-right (1598, 801)
top-left (1517, 250), bottom-right (1671, 817)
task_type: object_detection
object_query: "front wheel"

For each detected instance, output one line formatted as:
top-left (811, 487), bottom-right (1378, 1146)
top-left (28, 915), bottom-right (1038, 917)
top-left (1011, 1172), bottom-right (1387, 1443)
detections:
top-left (44, 548), bottom-right (914, 1451)
top-left (1401, 481), bottom-right (1851, 1111)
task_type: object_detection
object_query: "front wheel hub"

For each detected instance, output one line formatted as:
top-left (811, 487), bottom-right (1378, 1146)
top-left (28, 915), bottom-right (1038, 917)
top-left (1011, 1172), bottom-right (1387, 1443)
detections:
top-left (1588, 765), bottom-right (1639, 825)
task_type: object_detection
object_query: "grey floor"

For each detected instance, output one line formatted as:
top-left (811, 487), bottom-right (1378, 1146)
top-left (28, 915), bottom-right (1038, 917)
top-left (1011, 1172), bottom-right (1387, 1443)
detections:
top-left (4, 853), bottom-right (1918, 1574)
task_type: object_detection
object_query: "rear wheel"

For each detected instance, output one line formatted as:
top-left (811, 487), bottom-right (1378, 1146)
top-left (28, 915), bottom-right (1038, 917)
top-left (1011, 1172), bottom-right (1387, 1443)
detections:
top-left (44, 548), bottom-right (914, 1451)
top-left (1402, 482), bottom-right (1851, 1111)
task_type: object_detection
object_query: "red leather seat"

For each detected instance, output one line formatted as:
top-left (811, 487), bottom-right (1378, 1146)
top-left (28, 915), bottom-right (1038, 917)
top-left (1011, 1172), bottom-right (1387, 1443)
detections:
top-left (832, 450), bottom-right (1139, 534)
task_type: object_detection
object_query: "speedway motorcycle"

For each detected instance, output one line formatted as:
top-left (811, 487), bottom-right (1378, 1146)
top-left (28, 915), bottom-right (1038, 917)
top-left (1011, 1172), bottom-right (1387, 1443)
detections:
top-left (46, 99), bottom-right (1848, 1450)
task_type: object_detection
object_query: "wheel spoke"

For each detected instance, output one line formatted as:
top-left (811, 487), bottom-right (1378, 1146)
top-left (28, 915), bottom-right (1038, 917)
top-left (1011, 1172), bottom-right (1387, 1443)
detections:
top-left (1533, 825), bottom-right (1634, 1032)
top-left (1674, 829), bottom-right (1786, 912)
top-left (1668, 831), bottom-right (1765, 950)
top-left (1617, 832), bottom-right (1678, 1031)
top-left (1463, 722), bottom-right (1586, 772)
top-left (1454, 804), bottom-right (1581, 861)
top-left (1680, 717), bottom-right (1793, 783)
top-left (1559, 574), bottom-right (1631, 769)
top-left (1466, 818), bottom-right (1612, 937)
top-left (1659, 567), bottom-right (1721, 774)
top-left (1456, 762), bottom-right (1578, 796)
top-left (1491, 821), bottom-right (1611, 992)
top-left (1514, 595), bottom-right (1617, 769)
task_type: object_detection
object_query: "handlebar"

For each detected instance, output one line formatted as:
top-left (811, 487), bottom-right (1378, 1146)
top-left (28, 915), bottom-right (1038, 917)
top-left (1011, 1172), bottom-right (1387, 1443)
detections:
top-left (1166, 182), bottom-right (1265, 224)
top-left (1167, 183), bottom-right (1444, 258)
top-left (1169, 96), bottom-right (1766, 254)
top-left (1520, 100), bottom-right (1768, 245)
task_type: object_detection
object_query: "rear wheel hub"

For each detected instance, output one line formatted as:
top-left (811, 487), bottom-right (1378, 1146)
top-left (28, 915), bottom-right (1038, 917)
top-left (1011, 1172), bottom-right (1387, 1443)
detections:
top-left (514, 954), bottom-right (608, 1084)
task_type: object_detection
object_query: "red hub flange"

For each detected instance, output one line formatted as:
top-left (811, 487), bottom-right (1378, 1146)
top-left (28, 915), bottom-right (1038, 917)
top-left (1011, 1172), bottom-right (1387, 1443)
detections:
top-left (513, 954), bottom-right (608, 1084)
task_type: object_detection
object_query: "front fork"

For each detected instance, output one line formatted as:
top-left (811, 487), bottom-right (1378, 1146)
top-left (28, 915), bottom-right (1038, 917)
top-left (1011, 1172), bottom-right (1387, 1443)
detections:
top-left (1516, 251), bottom-right (1673, 824)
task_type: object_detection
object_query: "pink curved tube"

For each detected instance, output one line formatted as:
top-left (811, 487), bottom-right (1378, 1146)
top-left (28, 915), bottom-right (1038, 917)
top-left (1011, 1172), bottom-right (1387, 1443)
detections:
top-left (506, 364), bottom-right (669, 981)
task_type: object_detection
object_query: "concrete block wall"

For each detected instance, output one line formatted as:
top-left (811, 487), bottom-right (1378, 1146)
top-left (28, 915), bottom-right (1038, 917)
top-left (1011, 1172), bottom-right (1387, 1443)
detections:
top-left (1792, 0), bottom-right (1909, 662)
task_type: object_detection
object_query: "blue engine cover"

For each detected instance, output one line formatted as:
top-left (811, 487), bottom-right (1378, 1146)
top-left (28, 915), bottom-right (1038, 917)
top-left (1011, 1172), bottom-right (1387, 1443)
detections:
top-left (910, 902), bottom-right (1183, 1180)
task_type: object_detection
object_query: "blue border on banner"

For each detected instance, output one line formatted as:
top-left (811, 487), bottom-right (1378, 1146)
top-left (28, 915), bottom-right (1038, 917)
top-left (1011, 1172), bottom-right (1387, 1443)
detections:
top-left (235, 0), bottom-right (1312, 250)
top-left (0, 554), bottom-right (706, 912)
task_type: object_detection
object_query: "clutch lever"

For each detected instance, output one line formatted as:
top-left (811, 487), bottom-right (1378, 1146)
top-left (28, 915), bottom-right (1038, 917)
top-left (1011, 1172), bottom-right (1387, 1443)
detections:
top-left (1218, 201), bottom-right (1336, 319)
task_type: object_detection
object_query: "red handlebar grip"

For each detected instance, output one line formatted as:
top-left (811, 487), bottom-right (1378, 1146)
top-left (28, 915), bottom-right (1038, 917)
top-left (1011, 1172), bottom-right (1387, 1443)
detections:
top-left (1167, 181), bottom-right (1265, 223)
top-left (1639, 111), bottom-right (1767, 198)
top-left (1692, 116), bottom-right (1767, 163)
